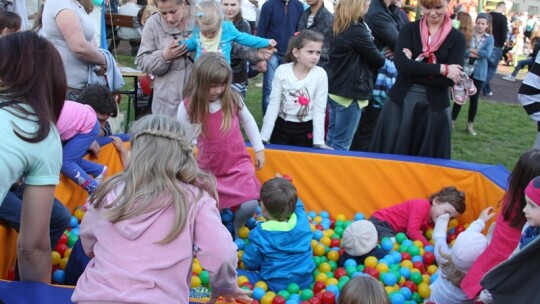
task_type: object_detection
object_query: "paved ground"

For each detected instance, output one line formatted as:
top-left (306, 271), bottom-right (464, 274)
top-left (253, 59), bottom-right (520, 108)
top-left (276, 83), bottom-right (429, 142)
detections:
top-left (482, 63), bottom-right (527, 105)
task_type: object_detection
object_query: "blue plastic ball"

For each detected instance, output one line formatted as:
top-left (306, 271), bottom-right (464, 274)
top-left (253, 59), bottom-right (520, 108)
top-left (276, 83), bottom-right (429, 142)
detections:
top-left (245, 217), bottom-right (257, 229)
top-left (53, 269), bottom-right (66, 284)
top-left (384, 254), bottom-right (396, 265)
top-left (69, 216), bottom-right (79, 228)
top-left (402, 239), bottom-right (413, 247)
top-left (383, 272), bottom-right (398, 286)
top-left (354, 213), bottom-right (365, 221)
top-left (313, 230), bottom-right (324, 240)
top-left (399, 267), bottom-right (411, 279)
top-left (344, 259), bottom-right (357, 268)
top-left (70, 228), bottom-right (80, 236)
top-left (286, 300), bottom-right (299, 304)
top-left (381, 238), bottom-right (394, 251)
top-left (399, 287), bottom-right (412, 300)
top-left (411, 256), bottom-right (423, 263)
top-left (253, 287), bottom-right (265, 300)
top-left (220, 209), bottom-right (234, 222)
top-left (424, 245), bottom-right (434, 252)
top-left (326, 284), bottom-right (339, 295)
top-left (308, 211), bottom-right (317, 219)
top-left (319, 210), bottom-right (330, 219)
top-left (430, 272), bottom-right (440, 283)
top-left (390, 251), bottom-right (402, 263)
top-left (390, 293), bottom-right (406, 304)
top-left (289, 294), bottom-right (300, 301)
top-left (234, 239), bottom-right (245, 250)
top-left (321, 219), bottom-right (331, 230)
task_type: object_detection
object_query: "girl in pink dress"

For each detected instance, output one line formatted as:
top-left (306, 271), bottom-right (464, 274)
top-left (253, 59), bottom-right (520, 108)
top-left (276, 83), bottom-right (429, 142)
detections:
top-left (177, 52), bottom-right (265, 239)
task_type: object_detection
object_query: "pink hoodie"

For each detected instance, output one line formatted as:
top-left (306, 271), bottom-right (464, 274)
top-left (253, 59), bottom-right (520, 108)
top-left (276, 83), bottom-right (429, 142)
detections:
top-left (72, 183), bottom-right (238, 303)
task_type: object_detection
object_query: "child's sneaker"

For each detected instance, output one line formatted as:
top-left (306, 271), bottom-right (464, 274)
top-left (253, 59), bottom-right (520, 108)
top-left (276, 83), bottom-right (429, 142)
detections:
top-left (502, 75), bottom-right (516, 81)
top-left (94, 166), bottom-right (108, 184)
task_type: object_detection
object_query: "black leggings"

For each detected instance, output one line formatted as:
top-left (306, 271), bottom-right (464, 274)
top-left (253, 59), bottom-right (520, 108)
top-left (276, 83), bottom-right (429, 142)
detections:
top-left (452, 78), bottom-right (484, 123)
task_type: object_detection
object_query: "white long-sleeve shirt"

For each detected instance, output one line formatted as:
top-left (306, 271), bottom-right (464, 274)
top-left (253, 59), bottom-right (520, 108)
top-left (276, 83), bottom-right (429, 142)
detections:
top-left (260, 63), bottom-right (328, 145)
top-left (176, 99), bottom-right (265, 152)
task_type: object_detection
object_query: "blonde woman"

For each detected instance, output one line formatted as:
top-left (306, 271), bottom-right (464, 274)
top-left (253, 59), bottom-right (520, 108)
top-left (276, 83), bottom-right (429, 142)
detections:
top-left (325, 0), bottom-right (385, 150)
top-left (72, 114), bottom-right (249, 303)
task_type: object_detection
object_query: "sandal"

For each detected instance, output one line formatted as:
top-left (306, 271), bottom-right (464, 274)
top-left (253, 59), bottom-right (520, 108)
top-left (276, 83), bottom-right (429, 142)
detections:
top-left (452, 82), bottom-right (467, 105)
top-left (462, 73), bottom-right (477, 96)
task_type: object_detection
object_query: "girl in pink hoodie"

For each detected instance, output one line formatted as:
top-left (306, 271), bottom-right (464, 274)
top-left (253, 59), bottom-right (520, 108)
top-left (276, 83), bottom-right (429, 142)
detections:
top-left (72, 114), bottom-right (250, 303)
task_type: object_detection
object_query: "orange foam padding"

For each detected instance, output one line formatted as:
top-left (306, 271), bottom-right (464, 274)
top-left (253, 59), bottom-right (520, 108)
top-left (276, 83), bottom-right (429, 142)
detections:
top-left (0, 143), bottom-right (508, 279)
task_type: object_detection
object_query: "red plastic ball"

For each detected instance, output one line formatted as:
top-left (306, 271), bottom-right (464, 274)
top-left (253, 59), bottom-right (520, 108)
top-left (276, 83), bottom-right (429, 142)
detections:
top-left (272, 296), bottom-right (286, 304)
top-left (423, 252), bottom-right (436, 265)
top-left (241, 282), bottom-right (254, 290)
top-left (330, 238), bottom-right (341, 248)
top-left (364, 266), bottom-right (380, 279)
top-left (413, 261), bottom-right (425, 273)
top-left (309, 297), bottom-right (322, 304)
top-left (329, 219), bottom-right (335, 229)
top-left (139, 75), bottom-right (153, 96)
top-left (313, 281), bottom-right (326, 294)
top-left (334, 267), bottom-right (347, 279)
top-left (54, 243), bottom-right (69, 257)
top-left (316, 224), bottom-right (324, 231)
top-left (321, 292), bottom-right (335, 304)
top-left (402, 280), bottom-right (417, 292)
top-left (58, 233), bottom-right (68, 246)
top-left (455, 225), bottom-right (465, 235)
top-left (401, 252), bottom-right (412, 261)
top-left (448, 233), bottom-right (458, 242)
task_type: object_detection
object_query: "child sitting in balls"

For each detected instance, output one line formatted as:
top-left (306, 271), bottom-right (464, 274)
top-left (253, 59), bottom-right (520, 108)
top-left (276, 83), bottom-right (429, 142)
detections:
top-left (338, 220), bottom-right (386, 267)
top-left (369, 186), bottom-right (466, 246)
top-left (428, 207), bottom-right (495, 304)
top-left (239, 177), bottom-right (315, 292)
top-left (338, 275), bottom-right (390, 304)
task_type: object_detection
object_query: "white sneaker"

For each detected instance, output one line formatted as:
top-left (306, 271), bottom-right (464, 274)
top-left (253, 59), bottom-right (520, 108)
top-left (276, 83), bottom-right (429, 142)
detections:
top-left (503, 75), bottom-right (516, 81)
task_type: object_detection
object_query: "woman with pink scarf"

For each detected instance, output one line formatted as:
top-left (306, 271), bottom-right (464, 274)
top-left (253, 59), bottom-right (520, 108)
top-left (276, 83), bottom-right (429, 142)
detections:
top-left (370, 0), bottom-right (465, 159)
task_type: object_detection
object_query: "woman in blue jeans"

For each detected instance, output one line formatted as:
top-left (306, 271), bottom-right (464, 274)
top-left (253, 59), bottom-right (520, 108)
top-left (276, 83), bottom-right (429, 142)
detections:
top-left (325, 0), bottom-right (384, 150)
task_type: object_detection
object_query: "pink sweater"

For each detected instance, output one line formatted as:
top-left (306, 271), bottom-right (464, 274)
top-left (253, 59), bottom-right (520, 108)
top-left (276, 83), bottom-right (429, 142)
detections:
top-left (56, 100), bottom-right (96, 141)
top-left (72, 183), bottom-right (238, 303)
top-left (371, 199), bottom-right (431, 245)
top-left (460, 213), bottom-right (522, 299)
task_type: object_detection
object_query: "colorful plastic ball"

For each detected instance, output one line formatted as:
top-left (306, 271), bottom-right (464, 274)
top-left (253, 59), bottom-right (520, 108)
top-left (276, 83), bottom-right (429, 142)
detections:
top-left (390, 293), bottom-right (405, 304)
top-left (401, 252), bottom-right (412, 261)
top-left (253, 287), bottom-right (266, 300)
top-left (287, 283), bottom-right (300, 295)
top-left (402, 239), bottom-right (413, 247)
top-left (321, 291), bottom-right (335, 304)
top-left (399, 287), bottom-right (412, 300)
top-left (334, 267), bottom-right (347, 279)
top-left (278, 290), bottom-right (290, 300)
top-left (70, 228), bottom-right (80, 236)
top-left (261, 294), bottom-right (275, 304)
top-left (401, 260), bottom-right (413, 269)
top-left (220, 209), bottom-right (234, 222)
top-left (63, 248), bottom-right (72, 259)
top-left (319, 211), bottom-right (330, 219)
top-left (376, 263), bottom-right (389, 273)
top-left (399, 267), bottom-right (411, 279)
top-left (354, 213), bottom-right (365, 221)
top-left (238, 227), bottom-right (250, 239)
top-left (190, 275), bottom-right (202, 288)
top-left (381, 238), bottom-right (393, 251)
top-left (272, 296), bottom-right (286, 304)
top-left (300, 289), bottom-right (314, 301)
top-left (74, 208), bottom-right (86, 221)
top-left (328, 261), bottom-right (338, 271)
top-left (313, 281), bottom-right (326, 293)
top-left (255, 281), bottom-right (268, 291)
top-left (199, 270), bottom-right (210, 285)
top-left (413, 262), bottom-right (425, 273)
top-left (235, 239), bottom-right (246, 250)
top-left (390, 251), bottom-right (402, 263)
top-left (69, 216), bottom-right (79, 228)
top-left (51, 251), bottom-right (61, 266)
top-left (52, 269), bottom-right (66, 284)
top-left (246, 217), bottom-right (257, 229)
top-left (286, 300), bottom-right (299, 304)
top-left (313, 244), bottom-right (326, 256)
top-left (54, 244), bottom-right (69, 257)
top-left (423, 252), bottom-right (435, 265)
top-left (315, 273), bottom-right (328, 283)
top-left (383, 272), bottom-right (398, 286)
top-left (364, 256), bottom-right (378, 268)
top-left (410, 272), bottom-right (423, 285)
top-left (327, 250), bottom-right (340, 262)
top-left (313, 230), bottom-right (324, 241)
top-left (319, 262), bottom-right (331, 273)
top-left (344, 259), bottom-right (357, 268)
top-left (411, 292), bottom-right (423, 304)
top-left (411, 256), bottom-right (423, 264)
top-left (427, 265), bottom-right (438, 275)
top-left (67, 233), bottom-right (79, 247)
top-left (430, 272), bottom-right (440, 283)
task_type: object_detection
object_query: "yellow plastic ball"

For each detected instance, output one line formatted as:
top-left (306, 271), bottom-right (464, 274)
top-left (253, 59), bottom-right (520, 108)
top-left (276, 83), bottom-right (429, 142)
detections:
top-left (51, 251), bottom-right (61, 266)
top-left (191, 275), bottom-right (202, 288)
top-left (59, 257), bottom-right (69, 270)
top-left (74, 208), bottom-right (86, 222)
top-left (448, 219), bottom-right (459, 229)
top-left (313, 244), bottom-right (326, 256)
top-left (310, 223), bottom-right (317, 231)
top-left (266, 291), bottom-right (277, 298)
top-left (418, 282), bottom-right (431, 298)
top-left (413, 240), bottom-right (424, 248)
top-left (260, 294), bottom-right (275, 304)
top-left (237, 276), bottom-right (249, 286)
top-left (336, 214), bottom-right (346, 221)
top-left (311, 239), bottom-right (319, 247)
top-left (410, 268), bottom-right (421, 274)
top-left (238, 261), bottom-right (246, 270)
top-left (320, 236), bottom-right (331, 247)
top-left (385, 286), bottom-right (394, 294)
top-left (419, 248), bottom-right (425, 256)
top-left (319, 262), bottom-right (331, 273)
top-left (399, 276), bottom-right (406, 285)
top-left (376, 263), bottom-right (389, 273)
top-left (327, 250), bottom-right (340, 262)
top-left (238, 227), bottom-right (250, 239)
top-left (364, 256), bottom-right (378, 268)
top-left (422, 274), bottom-right (431, 284)
top-left (192, 262), bottom-right (203, 274)
top-left (313, 216), bottom-right (323, 224)
top-left (64, 248), bottom-right (72, 259)
top-left (326, 278), bottom-right (338, 286)
top-left (315, 273), bottom-right (329, 282)
top-left (255, 281), bottom-right (268, 291)
top-left (237, 250), bottom-right (244, 261)
top-left (401, 260), bottom-right (413, 269)
top-left (427, 265), bottom-right (438, 275)
top-left (425, 228), bottom-right (433, 240)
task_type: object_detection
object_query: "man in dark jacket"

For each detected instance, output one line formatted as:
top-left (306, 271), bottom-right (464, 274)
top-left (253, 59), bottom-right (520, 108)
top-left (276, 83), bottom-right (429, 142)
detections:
top-left (350, 0), bottom-right (404, 151)
top-left (482, 1), bottom-right (508, 96)
top-left (297, 0), bottom-right (334, 72)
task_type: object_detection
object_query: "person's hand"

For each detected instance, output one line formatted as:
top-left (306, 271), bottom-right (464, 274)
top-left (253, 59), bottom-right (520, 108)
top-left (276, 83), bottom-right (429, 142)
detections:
top-left (255, 61), bottom-right (267, 73)
top-left (432, 213), bottom-right (450, 241)
top-left (207, 286), bottom-right (252, 304)
top-left (254, 150), bottom-right (265, 170)
top-left (313, 143), bottom-right (334, 150)
top-left (446, 64), bottom-right (463, 83)
top-left (162, 39), bottom-right (188, 61)
top-left (110, 136), bottom-right (128, 154)
top-left (268, 39), bottom-right (277, 48)
top-left (256, 47), bottom-right (275, 61)
top-left (383, 46), bottom-right (394, 59)
top-left (478, 207), bottom-right (496, 223)
top-left (402, 48), bottom-right (412, 59)
top-left (88, 140), bottom-right (101, 158)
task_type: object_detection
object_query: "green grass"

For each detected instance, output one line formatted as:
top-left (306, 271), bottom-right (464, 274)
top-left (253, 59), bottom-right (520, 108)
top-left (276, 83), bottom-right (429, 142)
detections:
top-left (116, 54), bottom-right (533, 170)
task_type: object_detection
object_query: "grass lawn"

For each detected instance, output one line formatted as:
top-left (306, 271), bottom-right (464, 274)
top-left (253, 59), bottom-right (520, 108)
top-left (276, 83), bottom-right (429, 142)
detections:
top-left (116, 55), bottom-right (534, 170)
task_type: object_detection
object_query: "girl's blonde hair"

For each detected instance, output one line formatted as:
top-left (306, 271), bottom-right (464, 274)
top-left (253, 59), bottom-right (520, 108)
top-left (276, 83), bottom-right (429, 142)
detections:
top-left (457, 11), bottom-right (473, 48)
top-left (91, 114), bottom-right (217, 244)
top-left (339, 276), bottom-right (390, 304)
top-left (194, 0), bottom-right (223, 27)
top-left (332, 0), bottom-right (369, 35)
top-left (184, 52), bottom-right (242, 135)
top-left (439, 249), bottom-right (466, 287)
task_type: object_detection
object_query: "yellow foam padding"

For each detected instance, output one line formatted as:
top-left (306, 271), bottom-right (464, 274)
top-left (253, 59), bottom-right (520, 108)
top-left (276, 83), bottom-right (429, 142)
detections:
top-left (0, 144), bottom-right (507, 279)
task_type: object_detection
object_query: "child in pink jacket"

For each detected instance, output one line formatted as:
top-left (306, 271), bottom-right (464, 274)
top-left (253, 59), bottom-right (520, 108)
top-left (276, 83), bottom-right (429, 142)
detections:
top-left (72, 115), bottom-right (248, 303)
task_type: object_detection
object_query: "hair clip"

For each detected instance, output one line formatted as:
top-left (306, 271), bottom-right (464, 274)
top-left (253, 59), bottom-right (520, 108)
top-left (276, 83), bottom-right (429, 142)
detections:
top-left (294, 31), bottom-right (300, 37)
top-left (195, 12), bottom-right (205, 18)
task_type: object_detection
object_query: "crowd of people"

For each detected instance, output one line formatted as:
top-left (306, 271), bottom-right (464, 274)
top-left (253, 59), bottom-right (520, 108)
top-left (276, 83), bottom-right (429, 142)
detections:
top-left (1, 0), bottom-right (540, 303)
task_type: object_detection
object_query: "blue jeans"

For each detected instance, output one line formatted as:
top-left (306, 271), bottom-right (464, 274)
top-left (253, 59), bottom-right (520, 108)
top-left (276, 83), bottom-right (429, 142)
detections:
top-left (0, 188), bottom-right (71, 248)
top-left (482, 47), bottom-right (503, 95)
top-left (262, 54), bottom-right (281, 115)
top-left (326, 97), bottom-right (362, 150)
top-left (62, 121), bottom-right (105, 194)
top-left (511, 58), bottom-right (534, 77)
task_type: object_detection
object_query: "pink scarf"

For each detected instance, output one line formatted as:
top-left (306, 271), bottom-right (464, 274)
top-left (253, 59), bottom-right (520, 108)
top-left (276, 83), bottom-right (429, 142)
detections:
top-left (416, 14), bottom-right (453, 63)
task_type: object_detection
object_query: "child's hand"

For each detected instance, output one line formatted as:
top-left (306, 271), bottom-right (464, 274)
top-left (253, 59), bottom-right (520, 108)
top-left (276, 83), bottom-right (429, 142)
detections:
top-left (268, 39), bottom-right (277, 48)
top-left (110, 136), bottom-right (128, 154)
top-left (432, 213), bottom-right (451, 241)
top-left (402, 48), bottom-right (412, 59)
top-left (255, 61), bottom-right (267, 73)
top-left (313, 143), bottom-right (334, 150)
top-left (256, 47), bottom-right (275, 61)
top-left (88, 140), bottom-right (101, 158)
top-left (254, 150), bottom-right (265, 170)
top-left (478, 207), bottom-right (496, 223)
top-left (207, 286), bottom-right (252, 304)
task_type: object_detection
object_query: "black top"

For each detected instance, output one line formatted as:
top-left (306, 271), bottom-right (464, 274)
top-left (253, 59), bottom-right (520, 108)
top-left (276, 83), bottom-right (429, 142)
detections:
top-left (489, 12), bottom-right (508, 47)
top-left (389, 20), bottom-right (466, 111)
top-left (364, 0), bottom-right (405, 51)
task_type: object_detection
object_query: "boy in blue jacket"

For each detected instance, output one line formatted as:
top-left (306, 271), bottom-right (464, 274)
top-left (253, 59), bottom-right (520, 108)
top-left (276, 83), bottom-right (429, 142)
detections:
top-left (239, 177), bottom-right (315, 292)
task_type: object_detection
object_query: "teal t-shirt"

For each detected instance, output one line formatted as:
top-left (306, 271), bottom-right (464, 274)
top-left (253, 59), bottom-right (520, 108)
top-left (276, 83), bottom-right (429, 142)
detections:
top-left (0, 104), bottom-right (62, 205)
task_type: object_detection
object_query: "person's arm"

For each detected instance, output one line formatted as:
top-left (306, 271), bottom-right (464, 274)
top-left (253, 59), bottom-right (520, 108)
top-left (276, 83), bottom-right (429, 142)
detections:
top-left (475, 36), bottom-right (494, 59)
top-left (259, 66), bottom-right (284, 143)
top-left (135, 17), bottom-right (175, 76)
top-left (311, 69), bottom-right (328, 147)
top-left (242, 231), bottom-right (263, 270)
top-left (238, 101), bottom-right (265, 169)
top-left (17, 185), bottom-right (55, 282)
top-left (432, 213), bottom-right (450, 265)
top-left (78, 205), bottom-right (99, 258)
top-left (55, 10), bottom-right (106, 66)
top-left (405, 203), bottom-right (430, 245)
top-left (228, 22), bottom-right (273, 49)
top-left (349, 24), bottom-right (386, 70)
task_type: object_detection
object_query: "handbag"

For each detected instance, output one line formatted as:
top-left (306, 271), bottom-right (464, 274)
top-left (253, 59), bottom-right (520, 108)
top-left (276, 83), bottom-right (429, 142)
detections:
top-left (372, 58), bottom-right (397, 108)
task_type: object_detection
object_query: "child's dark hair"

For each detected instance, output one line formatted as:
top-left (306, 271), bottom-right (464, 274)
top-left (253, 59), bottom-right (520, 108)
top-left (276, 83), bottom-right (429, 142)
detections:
top-left (0, 10), bottom-right (22, 32)
top-left (260, 177), bottom-right (297, 221)
top-left (284, 29), bottom-right (324, 63)
top-left (429, 186), bottom-right (466, 214)
top-left (502, 149), bottom-right (540, 228)
top-left (77, 85), bottom-right (118, 117)
top-left (339, 276), bottom-right (389, 304)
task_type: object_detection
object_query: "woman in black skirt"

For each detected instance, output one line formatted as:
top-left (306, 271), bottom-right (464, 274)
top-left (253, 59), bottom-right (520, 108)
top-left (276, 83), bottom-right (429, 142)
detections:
top-left (370, 0), bottom-right (465, 159)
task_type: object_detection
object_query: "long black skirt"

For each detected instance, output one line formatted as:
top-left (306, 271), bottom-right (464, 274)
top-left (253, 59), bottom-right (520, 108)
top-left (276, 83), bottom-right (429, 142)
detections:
top-left (369, 84), bottom-right (452, 159)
